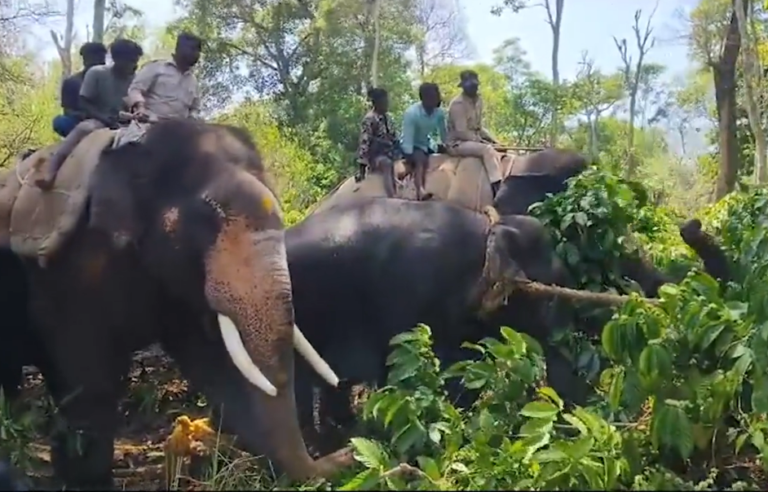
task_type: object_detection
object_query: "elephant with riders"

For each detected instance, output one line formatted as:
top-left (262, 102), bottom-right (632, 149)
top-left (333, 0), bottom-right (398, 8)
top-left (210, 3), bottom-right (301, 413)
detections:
top-left (0, 110), bottom-right (731, 489)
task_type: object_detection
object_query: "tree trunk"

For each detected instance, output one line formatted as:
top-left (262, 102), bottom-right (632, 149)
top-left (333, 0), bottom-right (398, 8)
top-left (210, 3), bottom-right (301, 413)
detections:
top-left (50, 0), bottom-right (75, 79)
top-left (92, 0), bottom-right (106, 42)
top-left (733, 0), bottom-right (767, 183)
top-left (713, 7), bottom-right (742, 200)
top-left (370, 0), bottom-right (381, 87)
top-left (546, 0), bottom-right (564, 147)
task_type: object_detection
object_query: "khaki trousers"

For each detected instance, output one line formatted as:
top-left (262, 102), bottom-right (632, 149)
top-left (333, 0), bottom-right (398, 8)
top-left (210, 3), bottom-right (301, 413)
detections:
top-left (450, 141), bottom-right (502, 183)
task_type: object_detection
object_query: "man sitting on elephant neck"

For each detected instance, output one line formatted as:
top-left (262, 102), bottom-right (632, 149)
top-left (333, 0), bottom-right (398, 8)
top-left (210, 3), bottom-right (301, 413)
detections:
top-left (446, 70), bottom-right (503, 197)
top-left (355, 87), bottom-right (401, 197)
top-left (52, 42), bottom-right (107, 138)
top-left (126, 32), bottom-right (203, 122)
top-left (401, 82), bottom-right (448, 201)
top-left (36, 39), bottom-right (143, 191)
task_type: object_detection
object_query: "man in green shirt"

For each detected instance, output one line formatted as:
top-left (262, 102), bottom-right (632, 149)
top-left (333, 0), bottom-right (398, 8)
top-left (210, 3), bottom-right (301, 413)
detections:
top-left (400, 82), bottom-right (448, 201)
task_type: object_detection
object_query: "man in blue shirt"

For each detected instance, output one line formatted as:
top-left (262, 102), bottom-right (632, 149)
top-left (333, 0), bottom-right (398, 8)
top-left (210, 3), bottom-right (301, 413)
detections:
top-left (52, 42), bottom-right (107, 138)
top-left (401, 82), bottom-right (448, 200)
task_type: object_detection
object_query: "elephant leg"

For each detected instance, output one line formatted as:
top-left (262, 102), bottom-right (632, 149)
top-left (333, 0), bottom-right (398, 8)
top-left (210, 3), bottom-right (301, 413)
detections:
top-left (316, 338), bottom-right (383, 444)
top-left (31, 296), bottom-right (131, 491)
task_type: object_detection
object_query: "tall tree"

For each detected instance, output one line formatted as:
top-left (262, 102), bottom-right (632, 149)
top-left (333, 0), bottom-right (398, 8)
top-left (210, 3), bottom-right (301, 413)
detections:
top-left (491, 0), bottom-right (565, 146)
top-left (613, 5), bottom-right (658, 178)
top-left (571, 52), bottom-right (625, 159)
top-left (413, 0), bottom-right (471, 77)
top-left (93, 0), bottom-right (105, 42)
top-left (733, 0), bottom-right (766, 183)
top-left (50, 0), bottom-right (75, 79)
top-left (686, 0), bottom-right (743, 199)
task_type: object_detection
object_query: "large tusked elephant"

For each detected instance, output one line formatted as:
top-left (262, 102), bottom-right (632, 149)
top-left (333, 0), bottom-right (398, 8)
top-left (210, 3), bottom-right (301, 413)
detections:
top-left (0, 120), bottom-right (351, 489)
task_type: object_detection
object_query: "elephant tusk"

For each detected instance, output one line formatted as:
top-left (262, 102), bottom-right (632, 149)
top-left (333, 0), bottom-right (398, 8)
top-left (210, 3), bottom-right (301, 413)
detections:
top-left (218, 314), bottom-right (278, 397)
top-left (293, 324), bottom-right (340, 387)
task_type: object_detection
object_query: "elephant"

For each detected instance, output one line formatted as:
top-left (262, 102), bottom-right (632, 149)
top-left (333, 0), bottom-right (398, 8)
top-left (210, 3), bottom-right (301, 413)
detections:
top-left (283, 196), bottom-right (614, 439)
top-left (0, 119), bottom-right (353, 489)
top-left (282, 194), bottom-right (731, 441)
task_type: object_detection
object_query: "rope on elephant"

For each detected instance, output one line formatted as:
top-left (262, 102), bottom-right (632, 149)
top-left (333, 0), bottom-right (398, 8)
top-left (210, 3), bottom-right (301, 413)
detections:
top-left (482, 205), bottom-right (500, 228)
top-left (514, 280), bottom-right (660, 306)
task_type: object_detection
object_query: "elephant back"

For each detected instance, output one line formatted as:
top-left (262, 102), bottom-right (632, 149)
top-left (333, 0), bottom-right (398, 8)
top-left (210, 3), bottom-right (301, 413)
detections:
top-left (311, 154), bottom-right (501, 216)
top-left (4, 128), bottom-right (116, 263)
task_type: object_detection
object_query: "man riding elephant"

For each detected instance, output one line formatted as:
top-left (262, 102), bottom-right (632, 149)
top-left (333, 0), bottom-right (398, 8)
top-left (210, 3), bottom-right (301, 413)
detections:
top-left (52, 42), bottom-right (107, 138)
top-left (447, 69), bottom-right (504, 197)
top-left (355, 87), bottom-right (400, 196)
top-left (400, 82), bottom-right (448, 201)
top-left (126, 32), bottom-right (203, 122)
top-left (37, 39), bottom-right (143, 190)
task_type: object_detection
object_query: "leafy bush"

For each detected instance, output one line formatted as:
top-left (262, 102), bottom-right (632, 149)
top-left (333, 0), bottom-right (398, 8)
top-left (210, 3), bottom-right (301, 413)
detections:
top-left (333, 172), bottom-right (768, 490)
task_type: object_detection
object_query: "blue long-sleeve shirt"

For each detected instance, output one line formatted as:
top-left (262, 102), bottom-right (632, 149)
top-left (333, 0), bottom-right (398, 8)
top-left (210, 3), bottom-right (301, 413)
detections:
top-left (60, 70), bottom-right (86, 118)
top-left (400, 102), bottom-right (448, 155)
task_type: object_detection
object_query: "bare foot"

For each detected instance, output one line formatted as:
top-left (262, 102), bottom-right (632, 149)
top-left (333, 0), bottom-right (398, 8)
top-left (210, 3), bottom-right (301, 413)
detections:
top-left (420, 191), bottom-right (434, 201)
top-left (33, 175), bottom-right (54, 191)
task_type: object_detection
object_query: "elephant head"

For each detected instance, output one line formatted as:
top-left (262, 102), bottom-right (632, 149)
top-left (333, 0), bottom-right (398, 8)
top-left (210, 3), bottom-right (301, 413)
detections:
top-left (86, 120), bottom-right (350, 480)
top-left (473, 215), bottom-right (573, 343)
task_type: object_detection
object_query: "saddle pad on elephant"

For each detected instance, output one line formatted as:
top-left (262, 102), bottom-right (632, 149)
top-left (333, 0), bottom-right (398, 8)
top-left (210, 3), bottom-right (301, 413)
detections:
top-left (8, 128), bottom-right (116, 261)
top-left (393, 155), bottom-right (493, 212)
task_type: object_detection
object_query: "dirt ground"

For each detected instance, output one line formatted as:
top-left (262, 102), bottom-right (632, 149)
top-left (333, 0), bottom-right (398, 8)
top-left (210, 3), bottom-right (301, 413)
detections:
top-left (10, 346), bottom-right (360, 491)
top-left (14, 347), bottom-right (227, 490)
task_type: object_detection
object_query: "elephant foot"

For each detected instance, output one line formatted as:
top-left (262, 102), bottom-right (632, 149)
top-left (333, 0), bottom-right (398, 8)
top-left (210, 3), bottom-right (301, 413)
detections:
top-left (51, 430), bottom-right (115, 491)
top-left (312, 446), bottom-right (355, 479)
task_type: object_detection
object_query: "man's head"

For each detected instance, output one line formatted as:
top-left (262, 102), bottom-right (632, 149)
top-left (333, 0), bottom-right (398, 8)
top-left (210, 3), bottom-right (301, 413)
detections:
top-left (174, 32), bottom-right (203, 69)
top-left (79, 42), bottom-right (107, 69)
top-left (109, 39), bottom-right (143, 77)
top-left (458, 69), bottom-right (480, 97)
top-left (418, 82), bottom-right (441, 113)
top-left (367, 87), bottom-right (389, 113)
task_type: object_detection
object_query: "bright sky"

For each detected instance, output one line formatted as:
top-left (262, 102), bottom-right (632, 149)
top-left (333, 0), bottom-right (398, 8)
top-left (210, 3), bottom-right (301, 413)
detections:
top-left (26, 0), bottom-right (705, 154)
top-left (31, 0), bottom-right (700, 80)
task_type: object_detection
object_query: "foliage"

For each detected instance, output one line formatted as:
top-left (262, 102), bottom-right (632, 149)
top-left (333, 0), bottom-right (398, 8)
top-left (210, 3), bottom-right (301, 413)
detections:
top-left (330, 172), bottom-right (768, 491)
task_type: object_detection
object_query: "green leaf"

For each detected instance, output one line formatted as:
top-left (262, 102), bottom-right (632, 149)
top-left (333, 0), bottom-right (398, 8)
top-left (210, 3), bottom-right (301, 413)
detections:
top-left (351, 437), bottom-right (390, 470)
top-left (520, 400), bottom-right (560, 420)
top-left (416, 456), bottom-right (441, 481)
top-left (338, 468), bottom-right (379, 491)
top-left (752, 379), bottom-right (768, 414)
top-left (565, 436), bottom-right (594, 460)
top-left (533, 447), bottom-right (568, 463)
top-left (537, 386), bottom-right (564, 410)
top-left (651, 401), bottom-right (694, 460)
top-left (607, 366), bottom-right (625, 411)
top-left (428, 423), bottom-right (442, 444)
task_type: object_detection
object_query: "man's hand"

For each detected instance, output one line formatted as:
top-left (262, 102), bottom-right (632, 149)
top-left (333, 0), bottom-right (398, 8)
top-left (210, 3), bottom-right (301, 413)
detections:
top-left (103, 115), bottom-right (120, 130)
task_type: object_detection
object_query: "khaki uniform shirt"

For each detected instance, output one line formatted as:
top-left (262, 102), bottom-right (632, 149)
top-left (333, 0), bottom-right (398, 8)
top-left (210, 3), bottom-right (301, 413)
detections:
top-left (126, 59), bottom-right (200, 119)
top-left (446, 93), bottom-right (494, 146)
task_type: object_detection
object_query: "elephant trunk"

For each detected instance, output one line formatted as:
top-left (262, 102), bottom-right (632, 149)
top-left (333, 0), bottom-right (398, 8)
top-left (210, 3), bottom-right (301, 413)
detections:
top-left (204, 221), bottom-right (347, 480)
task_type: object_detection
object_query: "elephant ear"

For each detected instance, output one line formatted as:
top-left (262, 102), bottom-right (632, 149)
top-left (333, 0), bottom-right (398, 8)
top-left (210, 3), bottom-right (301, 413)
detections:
top-left (87, 147), bottom-right (142, 248)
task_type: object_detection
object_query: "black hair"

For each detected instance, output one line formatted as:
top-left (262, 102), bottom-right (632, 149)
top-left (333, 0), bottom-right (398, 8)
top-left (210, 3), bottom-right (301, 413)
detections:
top-left (366, 87), bottom-right (388, 106)
top-left (109, 38), bottom-right (144, 61)
top-left (418, 82), bottom-right (440, 101)
top-left (177, 32), bottom-right (204, 50)
top-left (79, 42), bottom-right (107, 58)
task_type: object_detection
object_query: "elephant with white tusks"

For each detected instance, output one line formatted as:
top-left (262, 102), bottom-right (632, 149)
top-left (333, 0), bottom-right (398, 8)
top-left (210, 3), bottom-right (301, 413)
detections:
top-left (0, 119), bottom-right (353, 489)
